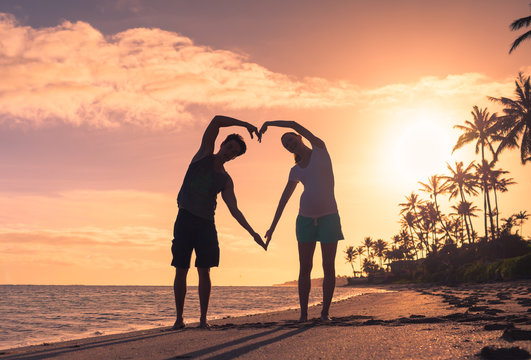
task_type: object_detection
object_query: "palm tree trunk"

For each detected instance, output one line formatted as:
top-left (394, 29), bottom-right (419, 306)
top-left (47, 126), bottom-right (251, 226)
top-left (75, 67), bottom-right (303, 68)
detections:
top-left (493, 186), bottom-right (500, 239)
top-left (434, 196), bottom-right (453, 243)
top-left (486, 190), bottom-right (496, 241)
top-left (483, 189), bottom-right (488, 240)
top-left (459, 189), bottom-right (473, 244)
top-left (408, 226), bottom-right (419, 258)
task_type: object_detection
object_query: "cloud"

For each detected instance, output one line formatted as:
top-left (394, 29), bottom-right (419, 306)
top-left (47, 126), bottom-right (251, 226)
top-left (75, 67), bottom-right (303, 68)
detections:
top-left (0, 13), bottom-right (523, 129)
top-left (0, 225), bottom-right (169, 247)
top-left (0, 13), bottom-right (362, 129)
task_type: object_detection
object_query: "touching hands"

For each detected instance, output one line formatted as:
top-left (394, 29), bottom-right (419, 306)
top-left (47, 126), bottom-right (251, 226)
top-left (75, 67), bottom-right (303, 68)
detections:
top-left (252, 232), bottom-right (268, 251)
top-left (258, 121), bottom-right (270, 137)
top-left (264, 228), bottom-right (274, 249)
top-left (246, 124), bottom-right (262, 143)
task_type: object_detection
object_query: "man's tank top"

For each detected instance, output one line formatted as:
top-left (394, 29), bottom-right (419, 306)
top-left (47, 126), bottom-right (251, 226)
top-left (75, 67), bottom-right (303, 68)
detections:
top-left (177, 155), bottom-right (230, 221)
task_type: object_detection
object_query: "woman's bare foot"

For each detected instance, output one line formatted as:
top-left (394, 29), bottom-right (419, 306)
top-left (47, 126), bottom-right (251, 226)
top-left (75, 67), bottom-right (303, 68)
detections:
top-left (198, 321), bottom-right (210, 329)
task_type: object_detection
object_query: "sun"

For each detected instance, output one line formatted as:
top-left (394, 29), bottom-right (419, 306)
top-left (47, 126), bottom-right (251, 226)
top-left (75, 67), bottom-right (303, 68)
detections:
top-left (386, 107), bottom-right (458, 188)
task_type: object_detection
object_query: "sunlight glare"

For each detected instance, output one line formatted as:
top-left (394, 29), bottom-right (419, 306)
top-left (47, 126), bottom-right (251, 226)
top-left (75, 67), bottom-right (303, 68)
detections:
top-left (387, 107), bottom-right (457, 189)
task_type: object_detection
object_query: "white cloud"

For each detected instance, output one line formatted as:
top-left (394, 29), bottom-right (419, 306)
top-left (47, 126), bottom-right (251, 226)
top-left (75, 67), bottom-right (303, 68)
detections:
top-left (0, 13), bottom-right (362, 129)
top-left (0, 13), bottom-right (524, 129)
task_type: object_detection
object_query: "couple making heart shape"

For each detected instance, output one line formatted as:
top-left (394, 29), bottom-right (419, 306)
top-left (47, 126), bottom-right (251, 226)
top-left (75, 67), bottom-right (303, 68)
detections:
top-left (171, 115), bottom-right (344, 329)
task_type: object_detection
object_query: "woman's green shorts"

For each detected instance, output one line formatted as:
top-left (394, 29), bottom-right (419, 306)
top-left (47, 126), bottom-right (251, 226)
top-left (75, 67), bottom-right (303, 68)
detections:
top-left (296, 213), bottom-right (344, 243)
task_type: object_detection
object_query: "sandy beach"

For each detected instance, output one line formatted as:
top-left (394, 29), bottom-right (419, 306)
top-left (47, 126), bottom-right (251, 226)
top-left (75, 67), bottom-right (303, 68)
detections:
top-left (1, 280), bottom-right (530, 360)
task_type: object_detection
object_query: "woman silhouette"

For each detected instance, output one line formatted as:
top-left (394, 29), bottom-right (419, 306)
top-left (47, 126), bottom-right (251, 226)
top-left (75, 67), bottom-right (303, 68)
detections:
top-left (260, 120), bottom-right (344, 322)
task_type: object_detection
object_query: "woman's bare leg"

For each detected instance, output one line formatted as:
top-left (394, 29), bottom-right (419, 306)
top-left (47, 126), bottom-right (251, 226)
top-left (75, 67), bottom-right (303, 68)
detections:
top-left (298, 241), bottom-right (316, 322)
top-left (320, 242), bottom-right (338, 320)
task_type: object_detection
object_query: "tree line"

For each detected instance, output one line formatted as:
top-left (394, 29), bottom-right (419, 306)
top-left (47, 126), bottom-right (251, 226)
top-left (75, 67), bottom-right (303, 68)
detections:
top-left (345, 72), bottom-right (531, 278)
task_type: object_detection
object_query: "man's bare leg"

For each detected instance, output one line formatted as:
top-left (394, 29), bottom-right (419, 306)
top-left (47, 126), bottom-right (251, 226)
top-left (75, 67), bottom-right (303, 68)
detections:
top-left (297, 242), bottom-right (316, 322)
top-left (173, 267), bottom-right (188, 329)
top-left (197, 267), bottom-right (211, 328)
top-left (320, 242), bottom-right (338, 321)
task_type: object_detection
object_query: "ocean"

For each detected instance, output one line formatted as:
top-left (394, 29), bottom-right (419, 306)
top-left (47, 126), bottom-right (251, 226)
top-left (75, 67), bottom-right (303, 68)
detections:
top-left (0, 284), bottom-right (378, 350)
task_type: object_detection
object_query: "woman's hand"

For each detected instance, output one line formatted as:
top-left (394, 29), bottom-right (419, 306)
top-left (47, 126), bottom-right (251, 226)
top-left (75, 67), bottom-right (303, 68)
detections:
top-left (264, 228), bottom-right (274, 248)
top-left (252, 231), bottom-right (267, 250)
top-left (259, 121), bottom-right (270, 137)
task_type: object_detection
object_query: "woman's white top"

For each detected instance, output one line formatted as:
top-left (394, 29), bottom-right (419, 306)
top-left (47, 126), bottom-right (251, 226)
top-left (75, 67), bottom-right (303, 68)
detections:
top-left (288, 145), bottom-right (338, 218)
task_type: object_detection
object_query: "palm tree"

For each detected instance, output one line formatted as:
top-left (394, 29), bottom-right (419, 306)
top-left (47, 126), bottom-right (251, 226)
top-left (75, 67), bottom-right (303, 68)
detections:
top-left (443, 161), bottom-right (478, 241)
top-left (355, 246), bottom-right (365, 276)
top-left (372, 239), bottom-right (388, 268)
top-left (448, 216), bottom-right (463, 245)
top-left (450, 200), bottom-right (479, 244)
top-left (509, 4), bottom-right (531, 53)
top-left (391, 234), bottom-right (401, 249)
top-left (501, 215), bottom-right (516, 235)
top-left (398, 229), bottom-right (415, 260)
top-left (387, 236), bottom-right (405, 261)
top-left (475, 160), bottom-right (497, 240)
top-left (344, 246), bottom-right (357, 277)
top-left (444, 161), bottom-right (478, 201)
top-left (363, 237), bottom-right (374, 260)
top-left (453, 106), bottom-right (498, 162)
top-left (418, 202), bottom-right (436, 251)
top-left (419, 175), bottom-right (452, 242)
top-left (399, 192), bottom-right (425, 217)
top-left (362, 258), bottom-right (378, 277)
top-left (489, 73), bottom-right (531, 164)
top-left (488, 167), bottom-right (516, 236)
top-left (453, 106), bottom-right (498, 240)
top-left (514, 210), bottom-right (529, 237)
top-left (399, 211), bottom-right (419, 258)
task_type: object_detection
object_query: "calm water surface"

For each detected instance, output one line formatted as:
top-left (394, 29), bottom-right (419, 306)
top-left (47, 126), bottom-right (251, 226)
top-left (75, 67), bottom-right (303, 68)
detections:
top-left (0, 285), bottom-right (381, 350)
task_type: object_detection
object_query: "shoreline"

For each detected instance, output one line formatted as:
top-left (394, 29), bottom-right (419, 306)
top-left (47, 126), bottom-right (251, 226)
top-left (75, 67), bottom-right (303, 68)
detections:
top-left (0, 284), bottom-right (371, 351)
top-left (1, 280), bottom-right (530, 359)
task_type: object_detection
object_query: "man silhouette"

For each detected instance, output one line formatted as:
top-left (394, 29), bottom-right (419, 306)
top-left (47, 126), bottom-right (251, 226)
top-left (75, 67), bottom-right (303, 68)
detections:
top-left (171, 115), bottom-right (266, 329)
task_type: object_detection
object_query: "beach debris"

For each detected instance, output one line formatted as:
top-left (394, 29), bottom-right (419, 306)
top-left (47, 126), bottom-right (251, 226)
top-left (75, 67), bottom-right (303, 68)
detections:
top-left (484, 323), bottom-right (512, 331)
top-left (502, 327), bottom-right (531, 341)
top-left (479, 345), bottom-right (530, 359)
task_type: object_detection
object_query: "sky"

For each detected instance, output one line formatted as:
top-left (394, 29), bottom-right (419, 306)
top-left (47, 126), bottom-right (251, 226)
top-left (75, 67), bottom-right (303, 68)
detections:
top-left (1, 0), bottom-right (531, 286)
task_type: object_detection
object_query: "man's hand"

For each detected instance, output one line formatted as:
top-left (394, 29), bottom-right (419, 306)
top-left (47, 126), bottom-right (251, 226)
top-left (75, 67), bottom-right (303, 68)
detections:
top-left (252, 232), bottom-right (267, 251)
top-left (246, 124), bottom-right (261, 143)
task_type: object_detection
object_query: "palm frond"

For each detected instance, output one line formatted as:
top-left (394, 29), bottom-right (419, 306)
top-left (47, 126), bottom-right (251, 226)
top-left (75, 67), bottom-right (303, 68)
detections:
top-left (510, 15), bottom-right (531, 31)
top-left (509, 30), bottom-right (531, 53)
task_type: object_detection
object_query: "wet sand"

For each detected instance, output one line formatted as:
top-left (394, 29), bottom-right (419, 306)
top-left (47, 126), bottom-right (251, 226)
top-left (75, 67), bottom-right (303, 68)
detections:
top-left (1, 280), bottom-right (530, 359)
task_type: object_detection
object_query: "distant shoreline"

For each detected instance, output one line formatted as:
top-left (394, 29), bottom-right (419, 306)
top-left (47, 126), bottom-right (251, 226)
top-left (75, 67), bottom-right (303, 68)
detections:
top-left (274, 275), bottom-right (350, 287)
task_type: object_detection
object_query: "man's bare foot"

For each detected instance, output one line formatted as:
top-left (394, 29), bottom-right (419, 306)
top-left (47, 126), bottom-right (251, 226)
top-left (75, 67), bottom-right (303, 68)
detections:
top-left (171, 320), bottom-right (185, 330)
top-left (298, 315), bottom-right (308, 323)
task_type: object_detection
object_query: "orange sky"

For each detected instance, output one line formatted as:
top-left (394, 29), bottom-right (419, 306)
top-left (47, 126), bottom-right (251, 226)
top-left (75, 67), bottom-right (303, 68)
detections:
top-left (1, 1), bottom-right (530, 285)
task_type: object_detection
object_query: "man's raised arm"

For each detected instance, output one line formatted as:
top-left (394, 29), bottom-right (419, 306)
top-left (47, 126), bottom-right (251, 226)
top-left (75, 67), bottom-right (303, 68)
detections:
top-left (192, 115), bottom-right (260, 162)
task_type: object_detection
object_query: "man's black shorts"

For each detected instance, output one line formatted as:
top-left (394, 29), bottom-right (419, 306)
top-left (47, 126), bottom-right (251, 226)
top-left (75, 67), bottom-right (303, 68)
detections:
top-left (171, 209), bottom-right (220, 268)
